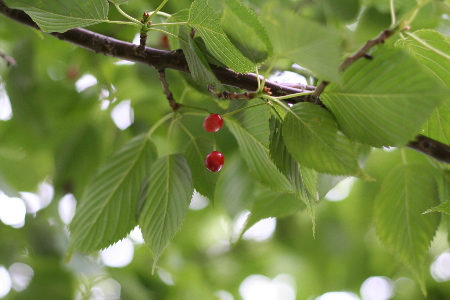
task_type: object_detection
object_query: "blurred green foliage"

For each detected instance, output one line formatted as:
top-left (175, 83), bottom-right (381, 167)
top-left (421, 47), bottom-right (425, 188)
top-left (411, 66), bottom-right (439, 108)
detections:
top-left (1, 0), bottom-right (450, 299)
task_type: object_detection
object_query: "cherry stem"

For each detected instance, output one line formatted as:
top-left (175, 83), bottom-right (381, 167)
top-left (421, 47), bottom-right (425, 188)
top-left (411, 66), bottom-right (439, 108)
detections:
top-left (221, 102), bottom-right (267, 118)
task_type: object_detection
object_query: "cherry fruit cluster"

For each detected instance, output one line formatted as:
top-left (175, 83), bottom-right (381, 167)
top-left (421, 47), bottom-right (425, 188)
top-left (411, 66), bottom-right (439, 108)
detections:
top-left (203, 114), bottom-right (225, 172)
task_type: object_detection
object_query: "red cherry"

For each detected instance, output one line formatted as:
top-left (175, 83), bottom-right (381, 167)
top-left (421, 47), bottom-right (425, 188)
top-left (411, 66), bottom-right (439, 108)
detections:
top-left (203, 114), bottom-right (224, 132)
top-left (205, 151), bottom-right (225, 172)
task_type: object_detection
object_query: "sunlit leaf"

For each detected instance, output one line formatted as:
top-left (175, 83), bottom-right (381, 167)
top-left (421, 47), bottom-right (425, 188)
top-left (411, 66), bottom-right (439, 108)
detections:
top-left (283, 102), bottom-right (359, 175)
top-left (321, 47), bottom-right (447, 147)
top-left (183, 137), bottom-right (219, 202)
top-left (188, 0), bottom-right (254, 73)
top-left (178, 25), bottom-right (222, 87)
top-left (4, 0), bottom-right (109, 32)
top-left (138, 154), bottom-right (194, 266)
top-left (374, 163), bottom-right (440, 289)
top-left (69, 134), bottom-right (157, 252)
top-left (226, 102), bottom-right (293, 192)
top-left (395, 30), bottom-right (450, 144)
top-left (261, 5), bottom-right (341, 82)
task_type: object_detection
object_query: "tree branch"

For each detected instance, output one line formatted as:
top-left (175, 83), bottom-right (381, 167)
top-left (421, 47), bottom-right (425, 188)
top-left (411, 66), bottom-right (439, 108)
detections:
top-left (0, 1), bottom-right (309, 103)
top-left (339, 29), bottom-right (392, 72)
top-left (157, 68), bottom-right (180, 111)
top-left (407, 135), bottom-right (450, 164)
top-left (1, 1), bottom-right (450, 165)
top-left (0, 51), bottom-right (16, 67)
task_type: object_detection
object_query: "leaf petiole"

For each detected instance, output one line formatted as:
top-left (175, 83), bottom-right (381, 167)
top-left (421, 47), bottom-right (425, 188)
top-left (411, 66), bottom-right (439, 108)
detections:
top-left (151, 22), bottom-right (188, 27)
top-left (114, 3), bottom-right (141, 26)
top-left (274, 91), bottom-right (313, 101)
top-left (148, 28), bottom-right (183, 41)
top-left (148, 0), bottom-right (170, 23)
top-left (105, 20), bottom-right (141, 28)
top-left (147, 113), bottom-right (174, 138)
top-left (221, 102), bottom-right (268, 118)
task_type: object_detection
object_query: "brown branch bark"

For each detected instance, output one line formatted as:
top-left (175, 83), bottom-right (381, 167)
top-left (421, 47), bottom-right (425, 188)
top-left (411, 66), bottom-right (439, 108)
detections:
top-left (0, 1), bottom-right (309, 103)
top-left (1, 1), bottom-right (449, 165)
top-left (157, 68), bottom-right (180, 111)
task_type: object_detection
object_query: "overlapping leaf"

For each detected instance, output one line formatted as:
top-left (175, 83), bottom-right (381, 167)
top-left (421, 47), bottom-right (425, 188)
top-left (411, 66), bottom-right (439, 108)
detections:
top-left (183, 137), bottom-right (219, 201)
top-left (242, 188), bottom-right (302, 236)
top-left (166, 9), bottom-right (190, 49)
top-left (321, 47), bottom-right (447, 147)
top-left (138, 154), bottom-right (193, 266)
top-left (226, 103), bottom-right (292, 192)
top-left (5, 0), bottom-right (109, 32)
top-left (214, 153), bottom-right (256, 217)
top-left (283, 102), bottom-right (359, 175)
top-left (69, 134), bottom-right (157, 252)
top-left (396, 30), bottom-right (450, 144)
top-left (188, 0), bottom-right (254, 73)
top-left (261, 6), bottom-right (341, 82)
top-left (374, 163), bottom-right (440, 289)
top-left (269, 116), bottom-right (318, 226)
top-left (178, 26), bottom-right (221, 87)
top-left (109, 0), bottom-right (128, 5)
top-left (221, 0), bottom-right (272, 63)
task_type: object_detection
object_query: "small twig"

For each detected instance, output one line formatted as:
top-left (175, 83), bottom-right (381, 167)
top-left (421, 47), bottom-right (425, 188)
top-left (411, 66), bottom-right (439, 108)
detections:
top-left (214, 90), bottom-right (256, 100)
top-left (407, 135), bottom-right (450, 164)
top-left (208, 85), bottom-right (273, 100)
top-left (189, 28), bottom-right (196, 39)
top-left (311, 29), bottom-right (393, 99)
top-left (0, 51), bottom-right (16, 66)
top-left (157, 68), bottom-right (180, 111)
top-left (138, 12), bottom-right (152, 51)
top-left (310, 81), bottom-right (329, 100)
top-left (339, 29), bottom-right (392, 72)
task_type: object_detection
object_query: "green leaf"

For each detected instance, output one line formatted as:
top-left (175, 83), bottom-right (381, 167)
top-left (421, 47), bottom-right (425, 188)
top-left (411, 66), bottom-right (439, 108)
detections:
top-left (69, 134), bottom-right (157, 252)
top-left (321, 47), bottom-right (447, 147)
top-left (226, 102), bottom-right (293, 192)
top-left (242, 188), bottom-right (302, 235)
top-left (188, 0), bottom-right (254, 73)
top-left (109, 0), bottom-right (128, 5)
top-left (166, 9), bottom-right (190, 49)
top-left (395, 30), bottom-right (450, 144)
top-left (214, 152), bottom-right (255, 217)
top-left (4, 0), bottom-right (109, 32)
top-left (261, 6), bottom-right (341, 82)
top-left (183, 137), bottom-right (219, 202)
top-left (426, 201), bottom-right (450, 215)
top-left (374, 163), bottom-right (440, 289)
top-left (138, 154), bottom-right (194, 266)
top-left (321, 0), bottom-right (360, 21)
top-left (283, 102), bottom-right (359, 175)
top-left (221, 0), bottom-right (272, 63)
top-left (269, 116), bottom-right (318, 228)
top-left (178, 26), bottom-right (222, 87)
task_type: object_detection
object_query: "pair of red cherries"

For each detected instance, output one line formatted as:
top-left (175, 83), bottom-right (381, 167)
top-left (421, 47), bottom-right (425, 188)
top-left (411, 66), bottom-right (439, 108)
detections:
top-left (203, 114), bottom-right (224, 172)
